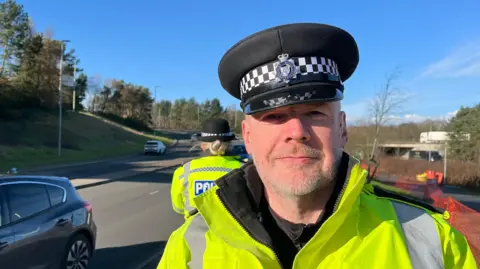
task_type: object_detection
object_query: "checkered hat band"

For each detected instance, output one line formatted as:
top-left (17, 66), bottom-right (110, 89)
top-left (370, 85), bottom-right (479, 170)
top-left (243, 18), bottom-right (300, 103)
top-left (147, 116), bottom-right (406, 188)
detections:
top-left (239, 56), bottom-right (340, 98)
top-left (201, 132), bottom-right (233, 137)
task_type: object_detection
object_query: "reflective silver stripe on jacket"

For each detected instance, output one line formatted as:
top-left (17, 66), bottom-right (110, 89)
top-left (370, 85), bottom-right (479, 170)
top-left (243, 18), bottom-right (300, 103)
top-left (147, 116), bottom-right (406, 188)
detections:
top-left (184, 213), bottom-right (209, 268)
top-left (392, 201), bottom-right (444, 269)
top-left (182, 162), bottom-right (195, 213)
top-left (179, 161), bottom-right (234, 214)
top-left (178, 166), bottom-right (234, 180)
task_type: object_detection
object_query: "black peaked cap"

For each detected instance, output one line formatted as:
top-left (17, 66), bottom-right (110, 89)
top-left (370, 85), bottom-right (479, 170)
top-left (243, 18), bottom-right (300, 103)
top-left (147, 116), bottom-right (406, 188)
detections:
top-left (218, 23), bottom-right (359, 115)
top-left (198, 118), bottom-right (235, 142)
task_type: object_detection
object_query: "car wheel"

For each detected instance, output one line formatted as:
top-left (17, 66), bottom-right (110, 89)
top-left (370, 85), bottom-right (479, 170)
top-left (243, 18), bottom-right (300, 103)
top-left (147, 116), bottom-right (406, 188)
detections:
top-left (61, 234), bottom-right (92, 269)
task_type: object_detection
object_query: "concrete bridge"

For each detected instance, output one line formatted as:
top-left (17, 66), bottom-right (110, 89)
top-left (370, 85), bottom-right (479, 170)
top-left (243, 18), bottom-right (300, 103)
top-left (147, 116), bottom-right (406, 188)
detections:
top-left (352, 142), bottom-right (446, 159)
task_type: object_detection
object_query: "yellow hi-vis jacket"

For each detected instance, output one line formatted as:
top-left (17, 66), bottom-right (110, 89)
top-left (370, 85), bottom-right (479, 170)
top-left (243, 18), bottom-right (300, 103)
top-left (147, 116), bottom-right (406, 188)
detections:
top-left (170, 155), bottom-right (244, 218)
top-left (159, 154), bottom-right (477, 269)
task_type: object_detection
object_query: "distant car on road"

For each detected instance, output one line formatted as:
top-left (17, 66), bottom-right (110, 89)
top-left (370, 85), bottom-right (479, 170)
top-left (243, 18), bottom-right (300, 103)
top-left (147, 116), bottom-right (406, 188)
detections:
top-left (406, 150), bottom-right (443, 162)
top-left (0, 175), bottom-right (97, 269)
top-left (144, 140), bottom-right (166, 155)
top-left (190, 133), bottom-right (201, 142)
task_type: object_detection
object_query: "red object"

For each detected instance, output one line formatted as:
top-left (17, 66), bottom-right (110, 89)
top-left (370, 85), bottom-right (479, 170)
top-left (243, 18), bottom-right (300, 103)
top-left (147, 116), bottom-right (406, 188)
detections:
top-left (360, 161), bottom-right (377, 178)
top-left (435, 172), bottom-right (444, 184)
top-left (446, 197), bottom-right (480, 266)
top-left (426, 170), bottom-right (435, 180)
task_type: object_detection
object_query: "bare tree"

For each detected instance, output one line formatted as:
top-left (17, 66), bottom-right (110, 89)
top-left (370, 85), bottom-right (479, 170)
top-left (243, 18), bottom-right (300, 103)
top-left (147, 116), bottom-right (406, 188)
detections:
top-left (369, 66), bottom-right (408, 159)
top-left (86, 73), bottom-right (103, 111)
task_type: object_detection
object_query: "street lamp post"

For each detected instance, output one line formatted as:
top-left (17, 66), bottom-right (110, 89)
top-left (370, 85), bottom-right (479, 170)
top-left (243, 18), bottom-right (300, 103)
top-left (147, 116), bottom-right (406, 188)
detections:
top-left (58, 40), bottom-right (70, 157)
top-left (443, 142), bottom-right (448, 184)
top-left (72, 60), bottom-right (77, 111)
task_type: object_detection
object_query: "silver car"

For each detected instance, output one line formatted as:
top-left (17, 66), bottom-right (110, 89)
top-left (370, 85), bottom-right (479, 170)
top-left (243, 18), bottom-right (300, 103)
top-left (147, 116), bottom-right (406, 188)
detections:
top-left (144, 140), bottom-right (166, 155)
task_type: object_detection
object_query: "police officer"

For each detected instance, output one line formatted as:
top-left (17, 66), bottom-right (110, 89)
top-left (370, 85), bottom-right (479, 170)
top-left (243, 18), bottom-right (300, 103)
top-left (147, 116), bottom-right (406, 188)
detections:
top-left (170, 118), bottom-right (244, 219)
top-left (159, 23), bottom-right (477, 268)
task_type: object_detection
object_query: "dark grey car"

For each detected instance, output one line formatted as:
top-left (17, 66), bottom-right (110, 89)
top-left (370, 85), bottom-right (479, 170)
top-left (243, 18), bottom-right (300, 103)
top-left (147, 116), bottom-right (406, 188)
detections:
top-left (0, 175), bottom-right (97, 269)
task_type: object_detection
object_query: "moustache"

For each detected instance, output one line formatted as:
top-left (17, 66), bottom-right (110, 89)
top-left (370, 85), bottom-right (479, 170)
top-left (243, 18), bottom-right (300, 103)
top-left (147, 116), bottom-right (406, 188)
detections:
top-left (271, 145), bottom-right (323, 160)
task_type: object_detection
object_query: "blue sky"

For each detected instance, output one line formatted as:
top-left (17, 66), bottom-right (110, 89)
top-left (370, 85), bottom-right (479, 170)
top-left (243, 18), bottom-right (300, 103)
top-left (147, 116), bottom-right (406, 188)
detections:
top-left (18, 0), bottom-right (480, 123)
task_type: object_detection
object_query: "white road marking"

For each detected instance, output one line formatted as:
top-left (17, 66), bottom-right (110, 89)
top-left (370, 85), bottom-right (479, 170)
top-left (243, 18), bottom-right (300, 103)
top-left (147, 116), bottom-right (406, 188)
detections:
top-left (149, 190), bottom-right (159, 195)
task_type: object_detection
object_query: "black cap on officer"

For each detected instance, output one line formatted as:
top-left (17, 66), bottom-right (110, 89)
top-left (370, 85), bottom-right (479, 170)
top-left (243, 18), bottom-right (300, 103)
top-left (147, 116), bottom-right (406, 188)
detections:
top-left (218, 23), bottom-right (359, 115)
top-left (198, 118), bottom-right (236, 142)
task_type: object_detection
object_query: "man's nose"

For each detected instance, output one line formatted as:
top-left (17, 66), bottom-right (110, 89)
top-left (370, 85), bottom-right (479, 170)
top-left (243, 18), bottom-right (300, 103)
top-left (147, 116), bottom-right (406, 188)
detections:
top-left (283, 117), bottom-right (311, 142)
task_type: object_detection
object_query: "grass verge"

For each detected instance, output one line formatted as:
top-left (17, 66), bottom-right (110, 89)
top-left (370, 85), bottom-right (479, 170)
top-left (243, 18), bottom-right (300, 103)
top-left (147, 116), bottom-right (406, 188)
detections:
top-left (0, 111), bottom-right (174, 171)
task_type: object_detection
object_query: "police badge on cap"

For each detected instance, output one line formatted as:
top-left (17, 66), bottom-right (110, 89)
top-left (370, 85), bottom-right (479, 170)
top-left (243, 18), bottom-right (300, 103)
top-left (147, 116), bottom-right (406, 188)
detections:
top-left (218, 23), bottom-right (360, 115)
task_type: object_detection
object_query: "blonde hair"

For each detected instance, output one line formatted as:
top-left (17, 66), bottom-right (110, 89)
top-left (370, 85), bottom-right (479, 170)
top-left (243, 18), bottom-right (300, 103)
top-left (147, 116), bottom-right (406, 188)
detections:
top-left (200, 140), bottom-right (231, 156)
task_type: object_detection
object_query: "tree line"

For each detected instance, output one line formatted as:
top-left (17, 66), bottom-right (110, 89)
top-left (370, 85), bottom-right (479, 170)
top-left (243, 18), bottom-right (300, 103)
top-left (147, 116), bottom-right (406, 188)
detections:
top-left (0, 0), bottom-right (88, 119)
top-left (151, 98), bottom-right (244, 133)
top-left (1, 0), bottom-right (476, 164)
top-left (0, 0), bottom-right (243, 133)
top-left (346, 66), bottom-right (480, 165)
top-left (0, 0), bottom-right (154, 130)
top-left (348, 93), bottom-right (479, 164)
top-left (447, 104), bottom-right (480, 164)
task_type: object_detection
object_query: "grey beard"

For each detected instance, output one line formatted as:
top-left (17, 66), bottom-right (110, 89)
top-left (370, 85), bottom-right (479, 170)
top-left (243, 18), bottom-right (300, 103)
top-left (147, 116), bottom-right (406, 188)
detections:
top-left (263, 148), bottom-right (344, 199)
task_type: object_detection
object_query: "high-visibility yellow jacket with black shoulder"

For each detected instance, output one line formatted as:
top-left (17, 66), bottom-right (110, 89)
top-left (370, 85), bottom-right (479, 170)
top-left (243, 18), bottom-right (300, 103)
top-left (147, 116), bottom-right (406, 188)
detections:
top-left (160, 155), bottom-right (478, 269)
top-left (170, 155), bottom-right (244, 218)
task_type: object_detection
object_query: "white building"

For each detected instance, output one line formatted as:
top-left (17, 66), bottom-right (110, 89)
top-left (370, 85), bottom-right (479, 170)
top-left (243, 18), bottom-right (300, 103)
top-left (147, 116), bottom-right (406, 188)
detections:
top-left (419, 131), bottom-right (470, 144)
top-left (419, 131), bottom-right (450, 143)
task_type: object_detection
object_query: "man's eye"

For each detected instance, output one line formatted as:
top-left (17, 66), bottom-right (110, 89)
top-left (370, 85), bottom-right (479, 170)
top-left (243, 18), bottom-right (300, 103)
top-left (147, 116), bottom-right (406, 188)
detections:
top-left (306, 111), bottom-right (325, 117)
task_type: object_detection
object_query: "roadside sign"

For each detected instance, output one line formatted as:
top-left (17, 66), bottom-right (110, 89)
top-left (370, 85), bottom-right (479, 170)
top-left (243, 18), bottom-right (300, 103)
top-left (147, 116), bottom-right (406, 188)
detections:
top-left (62, 75), bottom-right (75, 87)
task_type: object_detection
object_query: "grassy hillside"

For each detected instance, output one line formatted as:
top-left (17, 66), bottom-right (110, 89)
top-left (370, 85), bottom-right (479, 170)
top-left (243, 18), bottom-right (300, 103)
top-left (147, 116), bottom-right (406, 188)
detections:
top-left (0, 111), bottom-right (174, 171)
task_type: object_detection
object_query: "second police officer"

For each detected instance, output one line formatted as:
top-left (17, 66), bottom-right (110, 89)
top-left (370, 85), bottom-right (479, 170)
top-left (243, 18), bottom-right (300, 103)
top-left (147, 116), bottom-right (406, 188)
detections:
top-left (170, 118), bottom-right (245, 218)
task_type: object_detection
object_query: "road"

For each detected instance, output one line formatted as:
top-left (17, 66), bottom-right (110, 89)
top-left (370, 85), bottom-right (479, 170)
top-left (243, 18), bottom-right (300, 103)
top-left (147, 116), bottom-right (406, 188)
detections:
top-left (42, 138), bottom-right (200, 269)
top-left (27, 140), bottom-right (196, 179)
top-left (23, 129), bottom-right (198, 178)
top-left (79, 168), bottom-right (182, 269)
top-left (441, 185), bottom-right (480, 212)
